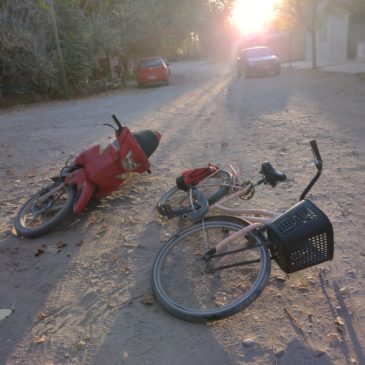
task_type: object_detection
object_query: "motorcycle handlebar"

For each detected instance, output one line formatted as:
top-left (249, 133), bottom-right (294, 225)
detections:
top-left (112, 114), bottom-right (124, 134)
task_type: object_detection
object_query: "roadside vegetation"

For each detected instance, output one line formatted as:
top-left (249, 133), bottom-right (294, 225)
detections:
top-left (0, 0), bottom-right (232, 104)
top-left (0, 0), bottom-right (363, 106)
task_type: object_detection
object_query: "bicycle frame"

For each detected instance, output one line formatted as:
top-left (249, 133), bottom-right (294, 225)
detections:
top-left (176, 163), bottom-right (279, 257)
top-left (207, 179), bottom-right (278, 255)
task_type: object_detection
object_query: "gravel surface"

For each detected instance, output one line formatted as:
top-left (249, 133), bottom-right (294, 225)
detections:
top-left (0, 61), bottom-right (364, 365)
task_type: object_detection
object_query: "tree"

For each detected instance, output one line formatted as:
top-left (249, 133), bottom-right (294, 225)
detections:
top-left (344, 0), bottom-right (365, 11)
top-left (275, 0), bottom-right (336, 69)
top-left (0, 0), bottom-right (57, 93)
top-left (0, 0), bottom-right (237, 100)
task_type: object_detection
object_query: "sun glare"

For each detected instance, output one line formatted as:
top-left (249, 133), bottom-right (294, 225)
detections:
top-left (231, 0), bottom-right (279, 36)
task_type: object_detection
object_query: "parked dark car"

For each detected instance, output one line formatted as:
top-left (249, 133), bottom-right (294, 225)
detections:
top-left (237, 46), bottom-right (281, 78)
top-left (136, 57), bottom-right (170, 87)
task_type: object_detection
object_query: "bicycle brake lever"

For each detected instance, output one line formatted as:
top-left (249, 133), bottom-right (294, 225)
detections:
top-left (188, 188), bottom-right (209, 221)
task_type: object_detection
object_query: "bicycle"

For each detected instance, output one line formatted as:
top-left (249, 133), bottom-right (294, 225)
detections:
top-left (151, 141), bottom-right (334, 321)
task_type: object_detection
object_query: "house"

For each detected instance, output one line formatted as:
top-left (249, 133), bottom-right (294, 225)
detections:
top-left (305, 4), bottom-right (365, 64)
top-left (349, 7), bottom-right (365, 59)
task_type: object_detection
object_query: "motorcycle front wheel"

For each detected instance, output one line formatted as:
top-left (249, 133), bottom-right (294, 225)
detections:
top-left (14, 182), bottom-right (76, 238)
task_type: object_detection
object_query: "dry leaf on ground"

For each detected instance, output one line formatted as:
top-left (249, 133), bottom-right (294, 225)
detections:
top-left (141, 293), bottom-right (155, 305)
top-left (36, 312), bottom-right (46, 321)
top-left (56, 241), bottom-right (67, 249)
top-left (11, 226), bottom-right (17, 236)
top-left (76, 240), bottom-right (85, 246)
top-left (76, 339), bottom-right (88, 349)
top-left (122, 266), bottom-right (132, 275)
top-left (33, 335), bottom-right (46, 344)
top-left (0, 309), bottom-right (13, 322)
top-left (35, 246), bottom-right (47, 257)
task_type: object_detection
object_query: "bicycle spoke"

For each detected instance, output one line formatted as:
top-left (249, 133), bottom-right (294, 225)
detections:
top-left (152, 218), bottom-right (271, 320)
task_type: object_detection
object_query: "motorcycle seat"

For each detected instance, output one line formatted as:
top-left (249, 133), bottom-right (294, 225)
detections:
top-left (133, 130), bottom-right (160, 158)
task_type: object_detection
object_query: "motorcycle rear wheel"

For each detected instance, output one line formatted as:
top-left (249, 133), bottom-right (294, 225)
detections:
top-left (14, 182), bottom-right (76, 238)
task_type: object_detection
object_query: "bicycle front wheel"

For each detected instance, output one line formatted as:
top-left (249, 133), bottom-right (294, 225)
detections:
top-left (157, 170), bottom-right (231, 218)
top-left (151, 216), bottom-right (271, 321)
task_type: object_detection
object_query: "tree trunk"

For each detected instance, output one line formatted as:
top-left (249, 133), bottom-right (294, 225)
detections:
top-left (49, 0), bottom-right (70, 99)
top-left (310, 0), bottom-right (318, 69)
top-left (288, 31), bottom-right (293, 68)
top-left (105, 51), bottom-right (112, 81)
top-left (121, 56), bottom-right (129, 86)
top-left (311, 29), bottom-right (317, 69)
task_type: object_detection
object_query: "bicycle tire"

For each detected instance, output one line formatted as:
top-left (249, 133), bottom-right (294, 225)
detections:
top-left (151, 216), bottom-right (271, 321)
top-left (157, 170), bottom-right (231, 218)
top-left (15, 182), bottom-right (76, 238)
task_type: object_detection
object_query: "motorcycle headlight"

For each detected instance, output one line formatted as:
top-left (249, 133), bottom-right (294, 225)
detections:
top-left (121, 150), bottom-right (141, 171)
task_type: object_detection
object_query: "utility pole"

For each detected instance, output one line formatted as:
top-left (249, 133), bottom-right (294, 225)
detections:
top-left (49, 0), bottom-right (70, 99)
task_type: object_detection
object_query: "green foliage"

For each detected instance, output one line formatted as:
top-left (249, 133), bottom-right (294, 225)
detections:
top-left (275, 0), bottom-right (336, 32)
top-left (54, 0), bottom-right (94, 89)
top-left (0, 0), bottom-right (57, 93)
top-left (274, 0), bottom-right (337, 69)
top-left (349, 0), bottom-right (365, 12)
top-left (0, 0), bottom-right (236, 98)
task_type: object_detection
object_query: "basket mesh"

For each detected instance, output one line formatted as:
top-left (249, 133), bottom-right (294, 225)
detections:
top-left (266, 200), bottom-right (334, 274)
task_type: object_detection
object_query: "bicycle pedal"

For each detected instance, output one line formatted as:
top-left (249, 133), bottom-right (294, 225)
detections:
top-left (157, 204), bottom-right (172, 216)
top-left (157, 204), bottom-right (181, 219)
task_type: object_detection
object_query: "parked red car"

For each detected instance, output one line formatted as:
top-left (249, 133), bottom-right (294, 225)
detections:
top-left (137, 57), bottom-right (170, 87)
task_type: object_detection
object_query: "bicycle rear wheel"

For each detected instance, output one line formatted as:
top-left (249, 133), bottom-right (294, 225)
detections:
top-left (157, 170), bottom-right (231, 218)
top-left (151, 216), bottom-right (271, 321)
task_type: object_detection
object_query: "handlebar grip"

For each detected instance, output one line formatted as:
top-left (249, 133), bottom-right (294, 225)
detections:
top-left (112, 114), bottom-right (123, 132)
top-left (310, 140), bottom-right (323, 170)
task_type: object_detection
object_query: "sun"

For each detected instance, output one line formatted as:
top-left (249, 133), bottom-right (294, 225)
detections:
top-left (231, 0), bottom-right (280, 36)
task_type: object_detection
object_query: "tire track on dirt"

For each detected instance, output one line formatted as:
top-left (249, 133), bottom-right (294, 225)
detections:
top-left (7, 207), bottom-right (141, 364)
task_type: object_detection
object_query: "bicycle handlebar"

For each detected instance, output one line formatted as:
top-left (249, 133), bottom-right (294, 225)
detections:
top-left (300, 140), bottom-right (323, 201)
top-left (310, 140), bottom-right (322, 172)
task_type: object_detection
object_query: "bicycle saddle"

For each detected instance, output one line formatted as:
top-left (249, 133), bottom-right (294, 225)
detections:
top-left (260, 161), bottom-right (286, 187)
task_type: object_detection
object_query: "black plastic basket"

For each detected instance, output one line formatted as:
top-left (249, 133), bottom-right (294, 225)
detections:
top-left (266, 200), bottom-right (334, 274)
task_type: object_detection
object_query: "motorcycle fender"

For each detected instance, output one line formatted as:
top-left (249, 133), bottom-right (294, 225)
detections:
top-left (65, 169), bottom-right (96, 214)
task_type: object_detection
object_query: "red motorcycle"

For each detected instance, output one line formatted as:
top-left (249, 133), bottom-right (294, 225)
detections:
top-left (14, 114), bottom-right (161, 238)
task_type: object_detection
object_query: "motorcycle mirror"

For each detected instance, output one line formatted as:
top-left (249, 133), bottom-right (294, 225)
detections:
top-left (103, 123), bottom-right (117, 132)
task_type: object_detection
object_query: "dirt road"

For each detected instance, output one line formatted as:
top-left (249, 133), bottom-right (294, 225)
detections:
top-left (0, 61), bottom-right (364, 365)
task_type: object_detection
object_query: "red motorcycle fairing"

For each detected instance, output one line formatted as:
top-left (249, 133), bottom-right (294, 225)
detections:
top-left (65, 126), bottom-right (150, 214)
top-left (65, 169), bottom-right (96, 214)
